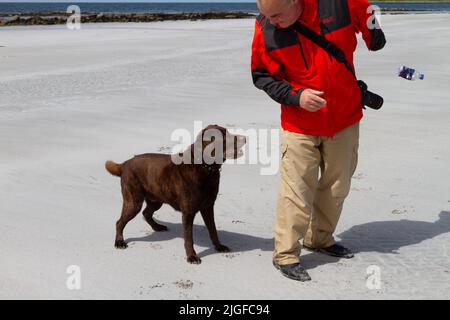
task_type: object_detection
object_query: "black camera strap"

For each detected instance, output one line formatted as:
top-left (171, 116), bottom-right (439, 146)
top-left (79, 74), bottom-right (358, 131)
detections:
top-left (291, 21), bottom-right (357, 79)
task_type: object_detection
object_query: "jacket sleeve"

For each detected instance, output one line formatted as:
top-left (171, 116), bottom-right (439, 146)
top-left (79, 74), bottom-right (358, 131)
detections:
top-left (349, 0), bottom-right (386, 51)
top-left (251, 19), bottom-right (303, 106)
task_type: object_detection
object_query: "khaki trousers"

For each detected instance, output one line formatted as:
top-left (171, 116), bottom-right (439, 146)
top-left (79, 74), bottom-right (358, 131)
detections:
top-left (273, 122), bottom-right (360, 265)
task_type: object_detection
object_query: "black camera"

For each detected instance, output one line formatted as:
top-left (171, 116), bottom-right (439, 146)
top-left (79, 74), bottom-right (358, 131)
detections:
top-left (357, 80), bottom-right (383, 110)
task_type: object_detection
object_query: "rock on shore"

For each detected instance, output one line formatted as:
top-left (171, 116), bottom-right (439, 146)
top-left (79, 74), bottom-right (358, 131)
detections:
top-left (0, 12), bottom-right (256, 26)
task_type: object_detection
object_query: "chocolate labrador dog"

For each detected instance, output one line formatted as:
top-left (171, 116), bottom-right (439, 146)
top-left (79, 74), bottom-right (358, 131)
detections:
top-left (105, 125), bottom-right (246, 264)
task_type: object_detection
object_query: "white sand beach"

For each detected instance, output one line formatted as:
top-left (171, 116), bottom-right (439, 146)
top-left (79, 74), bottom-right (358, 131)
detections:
top-left (0, 14), bottom-right (450, 299)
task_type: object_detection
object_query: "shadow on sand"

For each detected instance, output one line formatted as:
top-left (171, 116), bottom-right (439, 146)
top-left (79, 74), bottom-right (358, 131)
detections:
top-left (302, 211), bottom-right (450, 269)
top-left (126, 220), bottom-right (273, 258)
top-left (126, 211), bottom-right (450, 264)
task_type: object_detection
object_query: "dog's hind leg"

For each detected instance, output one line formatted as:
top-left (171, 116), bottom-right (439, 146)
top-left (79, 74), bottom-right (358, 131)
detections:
top-left (142, 200), bottom-right (167, 232)
top-left (115, 187), bottom-right (144, 249)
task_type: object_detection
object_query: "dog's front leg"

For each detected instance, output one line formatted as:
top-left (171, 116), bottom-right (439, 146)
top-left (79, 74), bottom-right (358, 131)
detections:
top-left (182, 212), bottom-right (201, 264)
top-left (200, 206), bottom-right (230, 253)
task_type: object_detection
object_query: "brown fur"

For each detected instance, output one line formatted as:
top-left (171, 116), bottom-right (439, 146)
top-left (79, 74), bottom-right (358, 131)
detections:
top-left (105, 160), bottom-right (122, 177)
top-left (106, 125), bottom-right (246, 264)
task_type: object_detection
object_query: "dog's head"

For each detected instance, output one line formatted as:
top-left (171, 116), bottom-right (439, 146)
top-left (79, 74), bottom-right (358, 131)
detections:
top-left (192, 124), bottom-right (246, 164)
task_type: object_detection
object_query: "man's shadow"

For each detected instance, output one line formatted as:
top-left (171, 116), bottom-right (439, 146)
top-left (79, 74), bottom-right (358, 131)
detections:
top-left (337, 211), bottom-right (450, 253)
top-left (302, 211), bottom-right (450, 269)
top-left (126, 221), bottom-right (274, 258)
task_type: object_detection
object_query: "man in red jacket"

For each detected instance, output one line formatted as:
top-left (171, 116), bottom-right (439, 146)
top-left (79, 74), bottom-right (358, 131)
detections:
top-left (251, 0), bottom-right (385, 281)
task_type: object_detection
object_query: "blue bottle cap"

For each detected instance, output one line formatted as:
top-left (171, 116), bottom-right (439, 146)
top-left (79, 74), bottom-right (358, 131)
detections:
top-left (419, 74), bottom-right (424, 80)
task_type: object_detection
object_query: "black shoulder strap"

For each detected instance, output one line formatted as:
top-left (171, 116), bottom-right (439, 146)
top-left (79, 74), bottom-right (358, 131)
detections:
top-left (291, 21), bottom-right (356, 79)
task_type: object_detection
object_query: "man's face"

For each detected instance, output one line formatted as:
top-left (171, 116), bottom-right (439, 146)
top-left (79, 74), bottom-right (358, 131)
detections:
top-left (258, 0), bottom-right (303, 28)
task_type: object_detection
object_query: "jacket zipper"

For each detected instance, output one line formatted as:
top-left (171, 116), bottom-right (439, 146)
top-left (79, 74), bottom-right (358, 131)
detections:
top-left (298, 38), bottom-right (309, 70)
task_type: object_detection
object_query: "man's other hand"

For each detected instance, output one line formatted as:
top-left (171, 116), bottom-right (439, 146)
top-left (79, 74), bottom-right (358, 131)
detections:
top-left (299, 89), bottom-right (327, 112)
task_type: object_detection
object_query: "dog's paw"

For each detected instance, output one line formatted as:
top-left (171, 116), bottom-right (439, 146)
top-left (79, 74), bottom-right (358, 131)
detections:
top-left (215, 244), bottom-right (230, 253)
top-left (187, 255), bottom-right (202, 264)
top-left (115, 240), bottom-right (128, 249)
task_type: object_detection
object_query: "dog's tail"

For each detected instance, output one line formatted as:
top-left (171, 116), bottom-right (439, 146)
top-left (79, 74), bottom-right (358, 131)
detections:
top-left (105, 160), bottom-right (122, 177)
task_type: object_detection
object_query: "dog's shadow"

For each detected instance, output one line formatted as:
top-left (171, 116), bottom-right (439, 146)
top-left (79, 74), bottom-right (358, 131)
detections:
top-left (126, 221), bottom-right (274, 258)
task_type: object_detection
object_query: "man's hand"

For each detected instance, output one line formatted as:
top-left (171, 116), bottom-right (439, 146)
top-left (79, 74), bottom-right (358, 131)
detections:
top-left (299, 89), bottom-right (327, 112)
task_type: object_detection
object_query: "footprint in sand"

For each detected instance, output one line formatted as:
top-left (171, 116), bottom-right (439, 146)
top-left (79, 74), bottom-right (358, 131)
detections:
top-left (351, 187), bottom-right (372, 192)
top-left (157, 146), bottom-right (171, 152)
top-left (223, 252), bottom-right (241, 259)
top-left (391, 205), bottom-right (415, 215)
top-left (390, 193), bottom-right (399, 198)
top-left (148, 243), bottom-right (163, 250)
top-left (137, 283), bottom-right (165, 295)
top-left (149, 283), bottom-right (165, 289)
top-left (391, 208), bottom-right (407, 215)
top-left (174, 279), bottom-right (194, 290)
top-left (352, 172), bottom-right (365, 180)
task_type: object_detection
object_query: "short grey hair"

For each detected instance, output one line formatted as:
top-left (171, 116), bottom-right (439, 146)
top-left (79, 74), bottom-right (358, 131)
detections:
top-left (257, 0), bottom-right (294, 7)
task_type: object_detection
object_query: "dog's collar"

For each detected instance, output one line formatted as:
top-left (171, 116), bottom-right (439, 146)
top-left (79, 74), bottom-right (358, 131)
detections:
top-left (200, 163), bottom-right (222, 173)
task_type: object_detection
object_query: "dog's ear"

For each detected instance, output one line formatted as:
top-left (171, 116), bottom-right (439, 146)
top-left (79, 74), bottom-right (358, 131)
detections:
top-left (202, 128), bottom-right (226, 164)
top-left (221, 127), bottom-right (228, 143)
top-left (194, 126), bottom-right (212, 144)
top-left (204, 128), bottom-right (227, 145)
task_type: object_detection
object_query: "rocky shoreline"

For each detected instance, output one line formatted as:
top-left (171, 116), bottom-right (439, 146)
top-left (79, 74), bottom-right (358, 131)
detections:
top-left (0, 12), bottom-right (256, 26)
top-left (0, 8), bottom-right (443, 27)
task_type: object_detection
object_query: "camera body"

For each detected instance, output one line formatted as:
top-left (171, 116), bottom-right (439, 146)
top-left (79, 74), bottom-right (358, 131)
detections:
top-left (357, 80), bottom-right (383, 110)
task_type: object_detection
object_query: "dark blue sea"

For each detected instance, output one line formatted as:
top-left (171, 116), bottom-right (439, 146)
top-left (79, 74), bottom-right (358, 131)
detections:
top-left (0, 2), bottom-right (449, 14)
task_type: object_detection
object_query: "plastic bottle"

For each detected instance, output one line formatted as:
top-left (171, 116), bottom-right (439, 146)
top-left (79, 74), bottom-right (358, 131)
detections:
top-left (397, 66), bottom-right (424, 81)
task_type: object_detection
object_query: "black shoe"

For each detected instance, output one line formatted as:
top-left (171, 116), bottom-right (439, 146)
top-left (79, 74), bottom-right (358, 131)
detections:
top-left (304, 243), bottom-right (354, 259)
top-left (273, 261), bottom-right (311, 282)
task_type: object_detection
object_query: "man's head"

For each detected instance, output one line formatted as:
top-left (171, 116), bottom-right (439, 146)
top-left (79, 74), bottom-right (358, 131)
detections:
top-left (257, 0), bottom-right (304, 28)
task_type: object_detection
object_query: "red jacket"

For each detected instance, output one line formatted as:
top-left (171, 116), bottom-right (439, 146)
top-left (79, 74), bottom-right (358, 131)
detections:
top-left (251, 0), bottom-right (386, 137)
